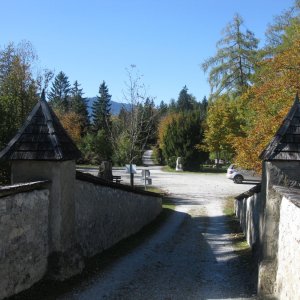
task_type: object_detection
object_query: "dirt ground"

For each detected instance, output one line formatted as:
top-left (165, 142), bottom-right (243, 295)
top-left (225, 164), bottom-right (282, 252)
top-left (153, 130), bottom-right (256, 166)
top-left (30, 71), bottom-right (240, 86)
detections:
top-left (53, 168), bottom-right (258, 300)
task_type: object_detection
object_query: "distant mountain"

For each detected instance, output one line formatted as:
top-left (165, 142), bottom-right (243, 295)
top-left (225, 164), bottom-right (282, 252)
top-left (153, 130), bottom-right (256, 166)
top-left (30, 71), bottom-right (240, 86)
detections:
top-left (86, 97), bottom-right (132, 116)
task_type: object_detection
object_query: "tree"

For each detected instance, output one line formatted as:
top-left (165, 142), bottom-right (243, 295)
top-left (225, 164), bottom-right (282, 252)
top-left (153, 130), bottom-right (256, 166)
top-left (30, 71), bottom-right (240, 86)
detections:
top-left (233, 37), bottom-right (300, 172)
top-left (79, 130), bottom-right (113, 164)
top-left (55, 110), bottom-right (82, 144)
top-left (265, 0), bottom-right (300, 52)
top-left (201, 94), bottom-right (245, 165)
top-left (168, 98), bottom-right (177, 113)
top-left (92, 81), bottom-right (112, 133)
top-left (113, 65), bottom-right (157, 165)
top-left (36, 69), bottom-right (54, 95)
top-left (87, 81), bottom-right (113, 162)
top-left (69, 80), bottom-right (89, 135)
top-left (202, 14), bottom-right (259, 96)
top-left (48, 71), bottom-right (71, 112)
top-left (0, 41), bottom-right (38, 148)
top-left (158, 111), bottom-right (208, 170)
top-left (139, 97), bottom-right (158, 147)
top-left (177, 85), bottom-right (195, 111)
top-left (158, 100), bottom-right (168, 117)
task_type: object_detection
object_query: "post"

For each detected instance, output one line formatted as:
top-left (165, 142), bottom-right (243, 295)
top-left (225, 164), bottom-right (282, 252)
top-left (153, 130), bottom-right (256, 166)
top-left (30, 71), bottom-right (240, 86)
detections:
top-left (130, 163), bottom-right (134, 187)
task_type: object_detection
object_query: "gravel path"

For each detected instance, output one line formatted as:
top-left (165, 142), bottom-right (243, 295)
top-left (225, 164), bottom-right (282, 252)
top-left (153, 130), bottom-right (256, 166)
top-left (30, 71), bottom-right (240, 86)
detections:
top-left (55, 169), bottom-right (258, 300)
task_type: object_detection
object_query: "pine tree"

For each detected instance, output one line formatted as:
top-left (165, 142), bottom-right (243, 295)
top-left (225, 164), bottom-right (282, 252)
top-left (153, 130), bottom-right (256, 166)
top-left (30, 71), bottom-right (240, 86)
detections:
top-left (92, 81), bottom-right (112, 133)
top-left (69, 80), bottom-right (89, 135)
top-left (158, 100), bottom-right (168, 116)
top-left (48, 71), bottom-right (71, 112)
top-left (202, 14), bottom-right (259, 96)
top-left (177, 85), bottom-right (195, 111)
top-left (168, 98), bottom-right (177, 113)
top-left (158, 111), bottom-right (208, 170)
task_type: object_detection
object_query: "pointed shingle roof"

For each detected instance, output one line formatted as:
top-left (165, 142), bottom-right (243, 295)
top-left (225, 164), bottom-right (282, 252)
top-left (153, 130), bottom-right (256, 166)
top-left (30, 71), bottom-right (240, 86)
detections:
top-left (260, 94), bottom-right (300, 161)
top-left (0, 92), bottom-right (82, 161)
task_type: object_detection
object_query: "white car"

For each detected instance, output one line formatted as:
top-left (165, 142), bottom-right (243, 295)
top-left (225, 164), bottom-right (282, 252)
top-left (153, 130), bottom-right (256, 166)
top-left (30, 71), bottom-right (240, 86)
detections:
top-left (226, 164), bottom-right (261, 184)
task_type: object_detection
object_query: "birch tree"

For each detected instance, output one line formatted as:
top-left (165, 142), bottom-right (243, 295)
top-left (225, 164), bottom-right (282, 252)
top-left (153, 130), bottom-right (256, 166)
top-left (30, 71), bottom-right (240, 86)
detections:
top-left (112, 65), bottom-right (157, 165)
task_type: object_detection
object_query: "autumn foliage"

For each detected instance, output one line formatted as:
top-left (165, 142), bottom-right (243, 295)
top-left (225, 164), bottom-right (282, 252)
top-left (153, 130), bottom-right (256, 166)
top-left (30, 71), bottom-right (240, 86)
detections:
top-left (202, 7), bottom-right (300, 172)
top-left (55, 110), bottom-right (82, 144)
top-left (232, 39), bottom-right (300, 171)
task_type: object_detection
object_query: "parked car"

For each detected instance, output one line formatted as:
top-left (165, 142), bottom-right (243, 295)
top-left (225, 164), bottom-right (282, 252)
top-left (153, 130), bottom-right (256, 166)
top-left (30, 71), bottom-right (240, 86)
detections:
top-left (226, 164), bottom-right (261, 184)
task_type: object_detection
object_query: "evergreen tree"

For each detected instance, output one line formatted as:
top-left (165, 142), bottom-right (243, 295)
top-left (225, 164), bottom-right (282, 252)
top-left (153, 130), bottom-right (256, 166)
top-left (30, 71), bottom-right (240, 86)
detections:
top-left (168, 98), bottom-right (177, 113)
top-left (200, 96), bottom-right (208, 117)
top-left (159, 111), bottom-right (208, 170)
top-left (140, 97), bottom-right (157, 147)
top-left (177, 85), bottom-right (195, 111)
top-left (202, 14), bottom-right (259, 96)
top-left (92, 81), bottom-right (112, 133)
top-left (48, 71), bottom-right (71, 112)
top-left (70, 80), bottom-right (89, 134)
top-left (158, 100), bottom-right (168, 116)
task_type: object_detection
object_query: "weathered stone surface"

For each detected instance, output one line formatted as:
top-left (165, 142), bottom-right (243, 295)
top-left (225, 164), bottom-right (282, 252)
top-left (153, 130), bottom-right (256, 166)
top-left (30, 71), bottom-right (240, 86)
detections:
top-left (0, 189), bottom-right (49, 300)
top-left (11, 160), bottom-right (76, 253)
top-left (75, 179), bottom-right (162, 257)
top-left (275, 196), bottom-right (300, 299)
top-left (235, 192), bottom-right (261, 249)
top-left (236, 177), bottom-right (300, 300)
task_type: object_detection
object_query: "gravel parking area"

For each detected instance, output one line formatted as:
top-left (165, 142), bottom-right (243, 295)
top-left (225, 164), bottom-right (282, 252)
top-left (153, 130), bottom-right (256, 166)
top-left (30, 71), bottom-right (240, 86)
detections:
top-left (55, 167), bottom-right (258, 300)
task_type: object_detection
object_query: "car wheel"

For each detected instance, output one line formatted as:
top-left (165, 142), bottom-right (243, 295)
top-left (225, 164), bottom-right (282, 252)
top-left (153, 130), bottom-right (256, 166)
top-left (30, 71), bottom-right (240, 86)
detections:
top-left (234, 175), bottom-right (244, 184)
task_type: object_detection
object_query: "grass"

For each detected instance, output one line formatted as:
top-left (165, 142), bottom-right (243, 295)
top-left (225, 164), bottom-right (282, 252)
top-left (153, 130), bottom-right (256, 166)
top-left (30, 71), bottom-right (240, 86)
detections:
top-left (76, 164), bottom-right (98, 169)
top-left (162, 197), bottom-right (176, 210)
top-left (223, 196), bottom-right (258, 276)
top-left (134, 185), bottom-right (177, 211)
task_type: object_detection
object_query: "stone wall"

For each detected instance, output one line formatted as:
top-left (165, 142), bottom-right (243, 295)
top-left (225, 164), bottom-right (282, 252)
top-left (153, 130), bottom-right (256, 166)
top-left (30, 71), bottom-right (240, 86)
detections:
top-left (235, 192), bottom-right (261, 249)
top-left (235, 185), bottom-right (300, 299)
top-left (0, 172), bottom-right (162, 299)
top-left (274, 188), bottom-right (300, 300)
top-left (0, 182), bottom-right (49, 300)
top-left (75, 177), bottom-right (162, 257)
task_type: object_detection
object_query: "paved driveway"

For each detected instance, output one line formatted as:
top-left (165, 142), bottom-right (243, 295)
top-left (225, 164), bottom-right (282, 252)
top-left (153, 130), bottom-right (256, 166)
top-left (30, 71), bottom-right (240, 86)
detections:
top-left (54, 168), bottom-right (258, 300)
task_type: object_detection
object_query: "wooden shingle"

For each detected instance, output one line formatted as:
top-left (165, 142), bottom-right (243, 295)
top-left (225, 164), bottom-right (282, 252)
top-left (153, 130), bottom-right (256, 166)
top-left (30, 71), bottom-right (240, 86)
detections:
top-left (0, 92), bottom-right (81, 161)
top-left (260, 94), bottom-right (300, 161)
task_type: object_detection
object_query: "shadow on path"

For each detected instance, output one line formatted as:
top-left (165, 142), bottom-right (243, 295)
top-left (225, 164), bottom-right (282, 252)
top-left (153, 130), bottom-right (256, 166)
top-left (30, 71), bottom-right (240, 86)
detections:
top-left (10, 198), bottom-right (257, 299)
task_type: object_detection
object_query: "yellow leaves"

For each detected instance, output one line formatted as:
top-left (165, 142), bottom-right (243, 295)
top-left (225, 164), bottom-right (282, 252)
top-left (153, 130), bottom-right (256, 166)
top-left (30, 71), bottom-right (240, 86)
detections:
top-left (203, 94), bottom-right (245, 158)
top-left (232, 38), bottom-right (300, 172)
top-left (54, 110), bottom-right (82, 144)
top-left (157, 112), bottom-right (180, 149)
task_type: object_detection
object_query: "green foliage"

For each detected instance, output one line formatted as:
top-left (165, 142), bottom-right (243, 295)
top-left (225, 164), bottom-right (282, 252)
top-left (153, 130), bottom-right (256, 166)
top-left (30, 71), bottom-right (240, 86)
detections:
top-left (177, 85), bottom-right (196, 111)
top-left (202, 14), bottom-right (259, 97)
top-left (0, 41), bottom-right (38, 149)
top-left (79, 130), bottom-right (112, 164)
top-left (159, 111), bottom-right (208, 170)
top-left (48, 71), bottom-right (71, 112)
top-left (69, 80), bottom-right (89, 135)
top-left (264, 0), bottom-right (300, 52)
top-left (92, 81), bottom-right (112, 133)
top-left (202, 94), bottom-right (246, 162)
top-left (111, 132), bottom-right (132, 166)
top-left (110, 66), bottom-right (158, 165)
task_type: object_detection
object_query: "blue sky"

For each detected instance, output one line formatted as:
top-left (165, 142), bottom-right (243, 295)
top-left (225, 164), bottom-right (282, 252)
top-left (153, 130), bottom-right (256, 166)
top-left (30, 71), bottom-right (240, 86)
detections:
top-left (0, 0), bottom-right (295, 104)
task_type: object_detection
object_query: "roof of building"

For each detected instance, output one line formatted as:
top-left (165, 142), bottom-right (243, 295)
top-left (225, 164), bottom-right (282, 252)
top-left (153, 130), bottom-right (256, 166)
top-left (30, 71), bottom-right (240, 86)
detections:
top-left (260, 94), bottom-right (300, 161)
top-left (0, 91), bottom-right (82, 161)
